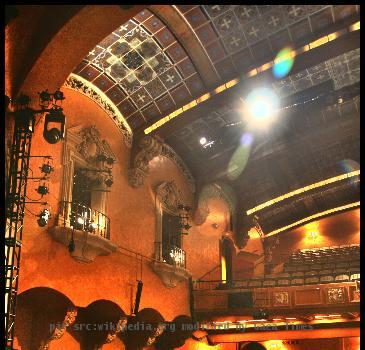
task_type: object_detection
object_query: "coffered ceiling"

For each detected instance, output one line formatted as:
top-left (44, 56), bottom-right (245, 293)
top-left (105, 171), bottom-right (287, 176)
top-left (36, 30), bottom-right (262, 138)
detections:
top-left (71, 5), bottom-right (360, 235)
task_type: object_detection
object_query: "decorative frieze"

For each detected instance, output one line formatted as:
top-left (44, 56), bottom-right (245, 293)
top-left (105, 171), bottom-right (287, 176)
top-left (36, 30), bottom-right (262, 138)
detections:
top-left (128, 135), bottom-right (195, 192)
top-left (63, 73), bottom-right (133, 148)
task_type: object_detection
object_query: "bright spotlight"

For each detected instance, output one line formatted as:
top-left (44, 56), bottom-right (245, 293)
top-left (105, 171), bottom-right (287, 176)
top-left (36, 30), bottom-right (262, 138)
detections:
top-left (244, 88), bottom-right (280, 130)
top-left (77, 217), bottom-right (84, 225)
top-left (199, 137), bottom-right (207, 145)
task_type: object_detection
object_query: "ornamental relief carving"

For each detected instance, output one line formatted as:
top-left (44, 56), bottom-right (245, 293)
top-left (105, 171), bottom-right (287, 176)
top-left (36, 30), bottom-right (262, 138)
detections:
top-left (63, 73), bottom-right (132, 147)
top-left (156, 181), bottom-right (184, 213)
top-left (273, 291), bottom-right (289, 306)
top-left (327, 287), bottom-right (345, 303)
top-left (42, 307), bottom-right (78, 349)
top-left (128, 136), bottom-right (195, 192)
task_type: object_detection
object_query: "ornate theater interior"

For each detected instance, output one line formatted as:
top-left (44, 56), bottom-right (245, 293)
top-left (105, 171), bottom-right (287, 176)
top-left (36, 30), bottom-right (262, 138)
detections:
top-left (4, 4), bottom-right (360, 350)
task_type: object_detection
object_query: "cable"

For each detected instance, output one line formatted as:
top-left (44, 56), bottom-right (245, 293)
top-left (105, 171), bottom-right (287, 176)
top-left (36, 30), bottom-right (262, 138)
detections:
top-left (24, 206), bottom-right (38, 217)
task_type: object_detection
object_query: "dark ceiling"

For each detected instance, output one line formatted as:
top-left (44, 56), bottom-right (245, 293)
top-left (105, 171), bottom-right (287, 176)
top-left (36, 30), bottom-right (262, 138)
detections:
top-left (72, 5), bottom-right (360, 235)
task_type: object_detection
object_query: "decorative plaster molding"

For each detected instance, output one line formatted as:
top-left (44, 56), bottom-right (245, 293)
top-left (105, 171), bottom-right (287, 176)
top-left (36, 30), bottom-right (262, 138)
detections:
top-left (43, 307), bottom-right (77, 349)
top-left (128, 136), bottom-right (195, 192)
top-left (50, 226), bottom-right (117, 263)
top-left (194, 182), bottom-right (236, 226)
top-left (63, 73), bottom-right (132, 148)
top-left (105, 317), bottom-right (128, 344)
top-left (161, 143), bottom-right (195, 193)
top-left (151, 260), bottom-right (191, 288)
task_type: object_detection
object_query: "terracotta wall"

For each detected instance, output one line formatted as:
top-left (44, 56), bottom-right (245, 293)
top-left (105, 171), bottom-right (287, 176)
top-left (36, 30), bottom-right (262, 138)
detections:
top-left (268, 209), bottom-right (360, 267)
top-left (11, 88), bottom-right (232, 349)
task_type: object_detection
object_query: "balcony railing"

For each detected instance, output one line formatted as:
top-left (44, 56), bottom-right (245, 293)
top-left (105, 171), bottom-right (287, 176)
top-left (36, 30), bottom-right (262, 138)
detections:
top-left (155, 242), bottom-right (186, 269)
top-left (59, 201), bottom-right (110, 240)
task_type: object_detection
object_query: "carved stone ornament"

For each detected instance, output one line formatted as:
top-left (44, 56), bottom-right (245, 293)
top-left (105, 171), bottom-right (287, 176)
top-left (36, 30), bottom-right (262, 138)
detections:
top-left (77, 125), bottom-right (116, 165)
top-left (128, 136), bottom-right (195, 192)
top-left (151, 260), bottom-right (191, 288)
top-left (105, 317), bottom-right (128, 344)
top-left (156, 181), bottom-right (184, 211)
top-left (42, 307), bottom-right (78, 349)
top-left (327, 287), bottom-right (345, 304)
top-left (63, 73), bottom-right (133, 147)
top-left (194, 182), bottom-right (236, 226)
top-left (50, 226), bottom-right (118, 263)
top-left (273, 291), bottom-right (290, 306)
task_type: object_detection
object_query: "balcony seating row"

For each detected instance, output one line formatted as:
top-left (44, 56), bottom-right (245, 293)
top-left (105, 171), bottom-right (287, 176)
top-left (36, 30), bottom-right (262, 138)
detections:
top-left (284, 260), bottom-right (360, 272)
top-left (287, 245), bottom-right (359, 266)
top-left (231, 272), bottom-right (360, 288)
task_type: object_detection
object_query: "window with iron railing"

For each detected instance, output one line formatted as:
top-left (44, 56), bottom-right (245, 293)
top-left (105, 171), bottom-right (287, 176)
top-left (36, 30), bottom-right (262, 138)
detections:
top-left (59, 201), bottom-right (110, 239)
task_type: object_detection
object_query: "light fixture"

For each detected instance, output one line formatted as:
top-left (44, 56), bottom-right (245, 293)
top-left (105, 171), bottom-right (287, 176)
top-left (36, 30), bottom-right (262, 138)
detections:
top-left (77, 217), bottom-right (84, 225)
top-left (36, 185), bottom-right (49, 195)
top-left (244, 88), bottom-right (280, 130)
top-left (40, 163), bottom-right (54, 174)
top-left (37, 209), bottom-right (50, 227)
top-left (87, 221), bottom-right (98, 232)
top-left (43, 107), bottom-right (66, 144)
top-left (199, 137), bottom-right (207, 145)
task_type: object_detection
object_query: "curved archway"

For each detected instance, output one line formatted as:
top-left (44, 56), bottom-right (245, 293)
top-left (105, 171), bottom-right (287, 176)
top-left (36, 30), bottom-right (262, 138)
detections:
top-left (72, 299), bottom-right (127, 350)
top-left (15, 287), bottom-right (76, 349)
top-left (240, 342), bottom-right (267, 350)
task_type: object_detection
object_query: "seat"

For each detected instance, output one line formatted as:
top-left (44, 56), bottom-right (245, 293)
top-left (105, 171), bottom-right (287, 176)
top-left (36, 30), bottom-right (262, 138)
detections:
top-left (305, 270), bottom-right (318, 276)
top-left (322, 263), bottom-right (333, 270)
top-left (234, 280), bottom-right (248, 288)
top-left (311, 264), bottom-right (322, 270)
top-left (285, 266), bottom-right (296, 272)
top-left (336, 262), bottom-right (349, 269)
top-left (319, 269), bottom-right (333, 275)
top-left (348, 267), bottom-right (360, 274)
top-left (291, 278), bottom-right (304, 285)
top-left (349, 260), bottom-right (360, 267)
top-left (262, 280), bottom-right (276, 287)
top-left (296, 265), bottom-right (309, 272)
top-left (277, 279), bottom-right (290, 286)
top-left (277, 273), bottom-right (290, 278)
top-left (305, 276), bottom-right (319, 284)
top-left (335, 268), bottom-right (347, 274)
top-left (335, 274), bottom-right (350, 282)
top-left (350, 273), bottom-right (360, 281)
top-left (291, 271), bottom-right (304, 277)
top-left (248, 280), bottom-right (262, 288)
top-left (320, 275), bottom-right (334, 283)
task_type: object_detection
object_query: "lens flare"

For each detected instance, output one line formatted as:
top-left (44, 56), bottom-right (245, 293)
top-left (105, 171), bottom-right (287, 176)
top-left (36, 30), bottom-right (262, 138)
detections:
top-left (227, 133), bottom-right (253, 181)
top-left (339, 159), bottom-right (360, 187)
top-left (244, 88), bottom-right (280, 130)
top-left (273, 47), bottom-right (294, 79)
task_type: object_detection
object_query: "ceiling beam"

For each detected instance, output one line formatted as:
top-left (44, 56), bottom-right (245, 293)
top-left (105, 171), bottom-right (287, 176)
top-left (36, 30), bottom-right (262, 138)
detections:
top-left (151, 30), bottom-right (360, 139)
top-left (149, 5), bottom-right (221, 88)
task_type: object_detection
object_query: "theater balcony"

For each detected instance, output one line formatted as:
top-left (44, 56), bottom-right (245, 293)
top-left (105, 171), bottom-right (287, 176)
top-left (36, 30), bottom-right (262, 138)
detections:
top-left (192, 244), bottom-right (360, 329)
top-left (50, 201), bottom-right (118, 263)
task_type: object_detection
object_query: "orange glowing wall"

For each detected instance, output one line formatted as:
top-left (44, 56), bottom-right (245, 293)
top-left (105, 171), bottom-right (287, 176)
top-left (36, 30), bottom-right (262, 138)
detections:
top-left (269, 209), bottom-right (360, 267)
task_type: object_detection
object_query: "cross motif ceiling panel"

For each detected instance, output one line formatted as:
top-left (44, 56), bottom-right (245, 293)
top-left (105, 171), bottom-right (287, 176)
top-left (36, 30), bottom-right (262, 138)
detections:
top-left (73, 9), bottom-right (205, 130)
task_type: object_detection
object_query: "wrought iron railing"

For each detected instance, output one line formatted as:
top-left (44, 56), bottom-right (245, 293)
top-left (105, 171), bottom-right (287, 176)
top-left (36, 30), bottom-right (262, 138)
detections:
top-left (155, 242), bottom-right (186, 269)
top-left (59, 201), bottom-right (110, 240)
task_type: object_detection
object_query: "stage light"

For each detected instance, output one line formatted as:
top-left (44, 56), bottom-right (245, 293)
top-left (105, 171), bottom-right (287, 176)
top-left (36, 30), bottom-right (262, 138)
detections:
top-left (244, 88), bottom-right (280, 130)
top-left (77, 217), bottom-right (84, 225)
top-left (37, 209), bottom-right (50, 227)
top-left (40, 163), bottom-right (54, 174)
top-left (43, 107), bottom-right (66, 144)
top-left (37, 185), bottom-right (49, 195)
top-left (87, 221), bottom-right (97, 232)
top-left (200, 137), bottom-right (207, 145)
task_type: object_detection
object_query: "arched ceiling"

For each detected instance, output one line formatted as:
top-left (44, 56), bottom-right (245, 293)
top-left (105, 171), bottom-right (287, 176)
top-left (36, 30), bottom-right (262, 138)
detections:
top-left (72, 5), bottom-right (359, 131)
top-left (70, 5), bottom-right (360, 235)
